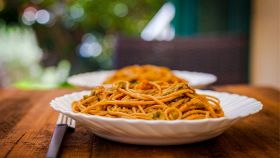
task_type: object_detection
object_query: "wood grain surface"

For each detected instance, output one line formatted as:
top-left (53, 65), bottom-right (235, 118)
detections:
top-left (0, 85), bottom-right (279, 158)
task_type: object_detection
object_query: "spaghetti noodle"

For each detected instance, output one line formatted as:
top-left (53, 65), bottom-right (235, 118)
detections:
top-left (72, 80), bottom-right (224, 120)
top-left (103, 65), bottom-right (186, 84)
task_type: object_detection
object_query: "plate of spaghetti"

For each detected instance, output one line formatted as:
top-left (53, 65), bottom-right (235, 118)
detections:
top-left (67, 65), bottom-right (217, 88)
top-left (50, 81), bottom-right (262, 145)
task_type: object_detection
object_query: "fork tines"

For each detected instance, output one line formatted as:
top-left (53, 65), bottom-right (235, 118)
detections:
top-left (56, 114), bottom-right (76, 129)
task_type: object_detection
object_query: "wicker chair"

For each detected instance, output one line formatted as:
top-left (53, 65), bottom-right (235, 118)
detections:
top-left (113, 35), bottom-right (248, 84)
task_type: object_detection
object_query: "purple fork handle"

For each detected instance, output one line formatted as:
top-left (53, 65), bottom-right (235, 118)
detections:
top-left (46, 124), bottom-right (68, 158)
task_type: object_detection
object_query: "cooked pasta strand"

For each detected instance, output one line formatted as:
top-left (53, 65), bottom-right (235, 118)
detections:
top-left (72, 81), bottom-right (224, 120)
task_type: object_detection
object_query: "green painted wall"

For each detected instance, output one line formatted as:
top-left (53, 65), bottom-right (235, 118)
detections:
top-left (171, 0), bottom-right (251, 36)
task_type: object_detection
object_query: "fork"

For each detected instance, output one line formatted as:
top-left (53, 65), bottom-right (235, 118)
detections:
top-left (46, 114), bottom-right (76, 158)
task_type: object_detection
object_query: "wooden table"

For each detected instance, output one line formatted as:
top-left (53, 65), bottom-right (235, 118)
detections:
top-left (0, 85), bottom-right (279, 158)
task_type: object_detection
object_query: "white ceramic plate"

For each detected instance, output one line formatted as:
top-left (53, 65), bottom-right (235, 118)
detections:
top-left (50, 90), bottom-right (262, 145)
top-left (67, 70), bottom-right (217, 88)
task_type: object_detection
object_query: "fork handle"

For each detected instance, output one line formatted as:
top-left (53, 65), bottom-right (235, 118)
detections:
top-left (46, 124), bottom-right (68, 158)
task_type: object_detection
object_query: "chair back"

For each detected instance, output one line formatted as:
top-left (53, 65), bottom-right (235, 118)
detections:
top-left (113, 35), bottom-right (248, 84)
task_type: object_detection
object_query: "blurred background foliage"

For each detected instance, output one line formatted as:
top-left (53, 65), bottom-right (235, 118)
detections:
top-left (0, 0), bottom-right (164, 89)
